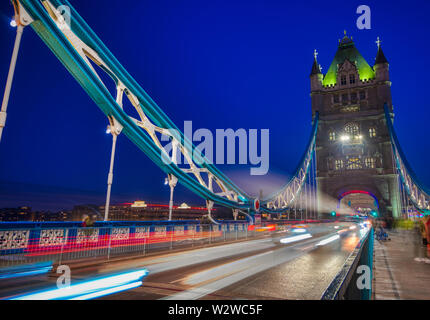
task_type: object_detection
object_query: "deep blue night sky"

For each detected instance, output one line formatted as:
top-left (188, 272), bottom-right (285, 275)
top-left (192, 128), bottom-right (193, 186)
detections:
top-left (0, 0), bottom-right (429, 211)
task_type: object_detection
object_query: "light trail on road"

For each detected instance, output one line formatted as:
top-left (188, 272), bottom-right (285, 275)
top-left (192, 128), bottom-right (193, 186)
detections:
top-left (0, 222), bottom-right (367, 300)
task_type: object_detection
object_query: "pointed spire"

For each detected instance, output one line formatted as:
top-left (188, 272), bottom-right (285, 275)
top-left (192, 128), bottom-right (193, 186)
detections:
top-left (323, 34), bottom-right (375, 86)
top-left (310, 49), bottom-right (321, 75)
top-left (376, 36), bottom-right (381, 48)
top-left (375, 37), bottom-right (388, 64)
top-left (339, 30), bottom-right (353, 47)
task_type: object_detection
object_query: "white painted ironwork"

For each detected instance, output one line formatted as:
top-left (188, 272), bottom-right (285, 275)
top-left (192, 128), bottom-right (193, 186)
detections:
top-left (265, 144), bottom-right (315, 212)
top-left (0, 230), bottom-right (29, 250)
top-left (39, 0), bottom-right (247, 215)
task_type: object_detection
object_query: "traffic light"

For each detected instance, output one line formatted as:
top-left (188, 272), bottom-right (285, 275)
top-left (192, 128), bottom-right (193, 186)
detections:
top-left (370, 210), bottom-right (378, 217)
top-left (331, 211), bottom-right (336, 217)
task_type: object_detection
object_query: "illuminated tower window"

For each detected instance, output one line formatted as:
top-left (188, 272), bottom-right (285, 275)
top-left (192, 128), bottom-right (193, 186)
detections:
top-left (329, 131), bottom-right (336, 141)
top-left (344, 122), bottom-right (360, 136)
top-left (369, 127), bottom-right (376, 138)
top-left (346, 157), bottom-right (362, 170)
top-left (365, 157), bottom-right (376, 168)
top-left (335, 159), bottom-right (344, 170)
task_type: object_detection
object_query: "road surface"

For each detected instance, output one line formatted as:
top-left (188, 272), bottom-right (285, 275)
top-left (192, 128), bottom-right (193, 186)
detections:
top-left (0, 222), bottom-right (366, 300)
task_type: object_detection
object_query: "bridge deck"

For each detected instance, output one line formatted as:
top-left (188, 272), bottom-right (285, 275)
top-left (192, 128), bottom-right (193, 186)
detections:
top-left (0, 222), bottom-right (364, 300)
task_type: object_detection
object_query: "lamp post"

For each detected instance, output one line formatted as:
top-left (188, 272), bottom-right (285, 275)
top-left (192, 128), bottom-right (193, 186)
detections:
top-left (0, 21), bottom-right (24, 142)
top-left (104, 122), bottom-right (122, 221)
top-left (166, 174), bottom-right (178, 221)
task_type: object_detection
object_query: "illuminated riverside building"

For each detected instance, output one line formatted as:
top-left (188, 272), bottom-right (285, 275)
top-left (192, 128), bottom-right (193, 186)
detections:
top-left (71, 200), bottom-right (217, 221)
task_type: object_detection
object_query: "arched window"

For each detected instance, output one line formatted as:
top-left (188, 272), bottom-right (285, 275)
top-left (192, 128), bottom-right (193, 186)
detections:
top-left (335, 159), bottom-right (344, 170)
top-left (369, 127), bottom-right (376, 138)
top-left (365, 157), bottom-right (376, 168)
top-left (344, 122), bottom-right (360, 136)
top-left (329, 131), bottom-right (336, 141)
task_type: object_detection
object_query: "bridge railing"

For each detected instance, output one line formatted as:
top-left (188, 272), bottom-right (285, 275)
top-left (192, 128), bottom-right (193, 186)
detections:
top-left (321, 227), bottom-right (374, 300)
top-left (0, 221), bottom-right (289, 269)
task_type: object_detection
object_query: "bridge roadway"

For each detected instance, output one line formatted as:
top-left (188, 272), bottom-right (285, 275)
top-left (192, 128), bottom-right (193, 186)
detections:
top-left (0, 222), bottom-right (364, 300)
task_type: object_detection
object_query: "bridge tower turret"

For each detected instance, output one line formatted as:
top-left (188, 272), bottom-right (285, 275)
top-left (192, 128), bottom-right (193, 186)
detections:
top-left (311, 32), bottom-right (401, 218)
top-left (374, 37), bottom-right (389, 82)
top-left (310, 49), bottom-right (323, 91)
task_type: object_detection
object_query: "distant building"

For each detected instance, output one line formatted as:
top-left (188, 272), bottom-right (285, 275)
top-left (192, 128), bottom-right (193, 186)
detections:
top-left (98, 200), bottom-right (215, 221)
top-left (0, 207), bottom-right (71, 221)
top-left (71, 204), bottom-right (102, 221)
top-left (33, 210), bottom-right (71, 221)
top-left (0, 200), bottom-right (240, 222)
top-left (0, 206), bottom-right (32, 221)
top-left (70, 200), bottom-right (224, 221)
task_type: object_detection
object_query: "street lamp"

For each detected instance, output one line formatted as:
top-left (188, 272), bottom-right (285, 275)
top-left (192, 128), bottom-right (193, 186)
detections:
top-left (0, 18), bottom-right (25, 142)
top-left (104, 122), bottom-right (122, 221)
top-left (166, 174), bottom-right (178, 221)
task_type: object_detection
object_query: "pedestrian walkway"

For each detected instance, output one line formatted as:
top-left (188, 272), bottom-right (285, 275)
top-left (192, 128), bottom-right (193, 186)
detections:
top-left (373, 228), bottom-right (430, 300)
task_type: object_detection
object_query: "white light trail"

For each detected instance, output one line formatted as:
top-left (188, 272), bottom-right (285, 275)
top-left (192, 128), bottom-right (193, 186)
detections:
top-left (10, 269), bottom-right (148, 300)
top-left (70, 281), bottom-right (143, 300)
top-left (280, 233), bottom-right (312, 244)
top-left (316, 234), bottom-right (340, 246)
top-left (292, 228), bottom-right (307, 233)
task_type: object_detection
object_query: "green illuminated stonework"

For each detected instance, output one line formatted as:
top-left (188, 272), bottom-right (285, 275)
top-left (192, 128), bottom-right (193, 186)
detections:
top-left (322, 37), bottom-right (375, 86)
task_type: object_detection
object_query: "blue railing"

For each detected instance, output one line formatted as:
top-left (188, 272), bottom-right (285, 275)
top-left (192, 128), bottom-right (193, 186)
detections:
top-left (0, 220), bottom-right (283, 269)
top-left (321, 227), bottom-right (374, 300)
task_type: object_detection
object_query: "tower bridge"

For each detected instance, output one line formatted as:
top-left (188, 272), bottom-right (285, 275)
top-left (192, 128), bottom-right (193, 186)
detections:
top-left (311, 32), bottom-right (400, 218)
top-left (1, 0), bottom-right (430, 302)
top-left (1, 1), bottom-right (429, 220)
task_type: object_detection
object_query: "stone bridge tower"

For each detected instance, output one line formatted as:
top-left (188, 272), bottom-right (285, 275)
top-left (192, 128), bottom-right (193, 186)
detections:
top-left (310, 32), bottom-right (400, 218)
